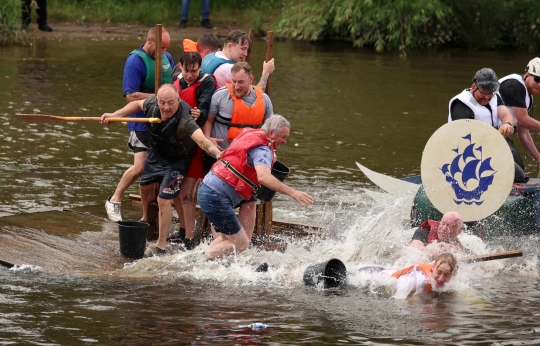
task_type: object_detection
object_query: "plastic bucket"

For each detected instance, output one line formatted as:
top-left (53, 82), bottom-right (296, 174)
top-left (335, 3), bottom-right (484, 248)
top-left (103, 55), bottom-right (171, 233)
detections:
top-left (118, 221), bottom-right (149, 259)
top-left (303, 258), bottom-right (347, 289)
top-left (255, 161), bottom-right (290, 202)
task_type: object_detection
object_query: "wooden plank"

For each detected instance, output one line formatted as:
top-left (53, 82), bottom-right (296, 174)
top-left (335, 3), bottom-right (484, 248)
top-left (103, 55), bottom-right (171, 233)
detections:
top-left (265, 31), bottom-right (273, 96)
top-left (0, 259), bottom-right (14, 269)
top-left (263, 201), bottom-right (273, 235)
top-left (460, 250), bottom-right (523, 263)
top-left (154, 24), bottom-right (162, 90)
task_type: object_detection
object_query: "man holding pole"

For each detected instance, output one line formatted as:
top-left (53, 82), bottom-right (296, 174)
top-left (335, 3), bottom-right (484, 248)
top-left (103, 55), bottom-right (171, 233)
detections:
top-left (105, 27), bottom-right (174, 222)
top-left (101, 84), bottom-right (222, 255)
top-left (198, 114), bottom-right (313, 260)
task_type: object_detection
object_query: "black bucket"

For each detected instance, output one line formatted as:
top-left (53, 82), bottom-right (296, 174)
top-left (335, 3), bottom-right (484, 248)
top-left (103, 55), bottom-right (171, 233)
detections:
top-left (303, 258), bottom-right (347, 289)
top-left (255, 161), bottom-right (290, 202)
top-left (118, 221), bottom-right (149, 259)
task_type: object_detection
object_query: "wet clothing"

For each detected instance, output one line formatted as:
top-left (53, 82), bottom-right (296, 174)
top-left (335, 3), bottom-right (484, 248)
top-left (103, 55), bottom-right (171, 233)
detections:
top-left (391, 264), bottom-right (433, 298)
top-left (143, 96), bottom-right (200, 166)
top-left (411, 220), bottom-right (442, 246)
top-left (448, 88), bottom-right (528, 183)
top-left (123, 45), bottom-right (174, 132)
top-left (139, 148), bottom-right (188, 200)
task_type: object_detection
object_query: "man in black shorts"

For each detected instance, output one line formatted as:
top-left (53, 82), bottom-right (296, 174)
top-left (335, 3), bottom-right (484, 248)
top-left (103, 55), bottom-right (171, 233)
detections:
top-left (499, 58), bottom-right (540, 171)
top-left (101, 84), bottom-right (221, 255)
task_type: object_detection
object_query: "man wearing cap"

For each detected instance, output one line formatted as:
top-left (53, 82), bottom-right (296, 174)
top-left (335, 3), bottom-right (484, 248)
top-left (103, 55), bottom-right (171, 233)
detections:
top-left (498, 58), bottom-right (540, 170)
top-left (198, 114), bottom-right (314, 260)
top-left (448, 67), bottom-right (528, 182)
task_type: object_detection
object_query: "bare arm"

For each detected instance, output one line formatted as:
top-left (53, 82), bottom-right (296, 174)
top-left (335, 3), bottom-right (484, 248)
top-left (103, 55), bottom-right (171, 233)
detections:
top-left (201, 114), bottom-right (224, 150)
top-left (410, 239), bottom-right (426, 250)
top-left (100, 100), bottom-right (145, 124)
top-left (496, 105), bottom-right (515, 137)
top-left (255, 165), bottom-right (313, 207)
top-left (513, 106), bottom-right (540, 131)
top-left (256, 58), bottom-right (275, 92)
top-left (191, 129), bottom-right (222, 159)
top-left (517, 125), bottom-right (540, 167)
top-left (126, 92), bottom-right (154, 103)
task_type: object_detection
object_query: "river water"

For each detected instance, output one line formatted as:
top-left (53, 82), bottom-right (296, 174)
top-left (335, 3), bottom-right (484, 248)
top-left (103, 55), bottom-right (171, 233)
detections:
top-left (1, 36), bottom-right (540, 345)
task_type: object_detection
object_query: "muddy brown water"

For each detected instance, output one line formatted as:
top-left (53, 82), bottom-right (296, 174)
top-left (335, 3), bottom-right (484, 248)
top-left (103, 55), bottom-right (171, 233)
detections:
top-left (1, 36), bottom-right (540, 344)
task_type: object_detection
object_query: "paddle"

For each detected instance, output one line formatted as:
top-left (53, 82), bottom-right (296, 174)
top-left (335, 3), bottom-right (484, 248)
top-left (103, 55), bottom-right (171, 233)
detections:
top-left (0, 259), bottom-right (15, 269)
top-left (459, 249), bottom-right (522, 263)
top-left (17, 114), bottom-right (162, 123)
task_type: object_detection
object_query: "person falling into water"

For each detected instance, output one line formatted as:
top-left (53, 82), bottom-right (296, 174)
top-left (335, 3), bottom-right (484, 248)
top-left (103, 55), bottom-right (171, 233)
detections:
top-left (100, 84), bottom-right (222, 255)
top-left (410, 211), bottom-right (466, 259)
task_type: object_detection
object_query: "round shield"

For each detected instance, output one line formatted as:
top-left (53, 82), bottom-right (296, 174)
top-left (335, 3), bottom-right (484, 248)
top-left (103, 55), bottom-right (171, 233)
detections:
top-left (421, 119), bottom-right (514, 222)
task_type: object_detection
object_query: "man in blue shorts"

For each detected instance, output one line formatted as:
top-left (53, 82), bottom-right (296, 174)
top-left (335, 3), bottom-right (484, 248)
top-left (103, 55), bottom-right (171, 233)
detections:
top-left (105, 26), bottom-right (174, 222)
top-left (198, 114), bottom-right (314, 260)
top-left (101, 84), bottom-right (221, 255)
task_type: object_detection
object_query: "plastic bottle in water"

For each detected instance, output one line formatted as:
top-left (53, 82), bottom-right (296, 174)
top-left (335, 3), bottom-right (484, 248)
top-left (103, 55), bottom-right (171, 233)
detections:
top-left (249, 323), bottom-right (267, 330)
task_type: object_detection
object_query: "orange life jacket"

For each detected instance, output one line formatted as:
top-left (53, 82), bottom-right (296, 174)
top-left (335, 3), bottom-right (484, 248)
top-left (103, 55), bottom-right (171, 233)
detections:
top-left (211, 128), bottom-right (275, 200)
top-left (392, 264), bottom-right (433, 293)
top-left (225, 83), bottom-right (265, 142)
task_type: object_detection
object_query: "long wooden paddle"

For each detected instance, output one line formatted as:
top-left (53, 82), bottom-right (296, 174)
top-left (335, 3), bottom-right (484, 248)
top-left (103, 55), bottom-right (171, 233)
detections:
top-left (460, 249), bottom-right (522, 263)
top-left (17, 114), bottom-right (162, 123)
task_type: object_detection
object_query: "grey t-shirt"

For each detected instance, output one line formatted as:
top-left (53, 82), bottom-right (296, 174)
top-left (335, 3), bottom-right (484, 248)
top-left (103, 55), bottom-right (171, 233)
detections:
top-left (208, 85), bottom-right (273, 150)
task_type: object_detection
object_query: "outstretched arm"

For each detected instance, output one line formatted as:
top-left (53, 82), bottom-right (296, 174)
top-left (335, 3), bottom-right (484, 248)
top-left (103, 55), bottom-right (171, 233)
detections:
top-left (255, 165), bottom-right (313, 207)
top-left (100, 100), bottom-right (145, 124)
top-left (191, 129), bottom-right (222, 159)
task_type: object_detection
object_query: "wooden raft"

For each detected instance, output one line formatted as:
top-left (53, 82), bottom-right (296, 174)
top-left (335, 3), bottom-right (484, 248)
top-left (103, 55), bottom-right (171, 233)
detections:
top-left (128, 194), bottom-right (323, 241)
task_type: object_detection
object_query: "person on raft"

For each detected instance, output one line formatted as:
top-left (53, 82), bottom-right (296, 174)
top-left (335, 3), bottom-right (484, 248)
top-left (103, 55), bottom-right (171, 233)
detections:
top-left (410, 211), bottom-right (466, 258)
top-left (390, 253), bottom-right (458, 299)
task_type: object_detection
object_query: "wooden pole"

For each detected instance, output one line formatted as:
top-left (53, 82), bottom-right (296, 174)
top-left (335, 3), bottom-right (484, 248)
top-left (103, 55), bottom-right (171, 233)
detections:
top-left (245, 28), bottom-right (255, 63)
top-left (265, 31), bottom-right (274, 96)
top-left (460, 249), bottom-right (522, 263)
top-left (154, 24), bottom-right (163, 90)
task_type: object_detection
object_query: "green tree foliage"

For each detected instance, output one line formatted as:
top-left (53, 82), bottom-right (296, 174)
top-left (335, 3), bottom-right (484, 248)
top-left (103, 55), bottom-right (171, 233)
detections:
top-left (0, 0), bottom-right (26, 45)
top-left (275, 0), bottom-right (540, 52)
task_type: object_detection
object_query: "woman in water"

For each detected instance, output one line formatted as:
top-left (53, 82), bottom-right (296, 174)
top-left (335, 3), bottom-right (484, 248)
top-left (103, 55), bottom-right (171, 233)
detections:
top-left (390, 252), bottom-right (458, 299)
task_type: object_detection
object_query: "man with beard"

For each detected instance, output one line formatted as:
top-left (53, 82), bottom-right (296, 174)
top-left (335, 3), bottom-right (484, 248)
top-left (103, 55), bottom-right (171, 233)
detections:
top-left (105, 27), bottom-right (174, 222)
top-left (448, 67), bottom-right (528, 182)
top-left (202, 61), bottom-right (273, 242)
top-left (499, 58), bottom-right (540, 171)
top-left (100, 84), bottom-right (221, 255)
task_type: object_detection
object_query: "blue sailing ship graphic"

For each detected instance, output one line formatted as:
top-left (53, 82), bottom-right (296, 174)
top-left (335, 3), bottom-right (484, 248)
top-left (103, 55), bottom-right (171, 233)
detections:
top-left (440, 134), bottom-right (496, 205)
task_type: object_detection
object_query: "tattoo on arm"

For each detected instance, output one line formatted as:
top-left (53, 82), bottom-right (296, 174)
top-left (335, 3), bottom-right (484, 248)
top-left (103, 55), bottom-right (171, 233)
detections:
top-left (257, 75), bottom-right (269, 92)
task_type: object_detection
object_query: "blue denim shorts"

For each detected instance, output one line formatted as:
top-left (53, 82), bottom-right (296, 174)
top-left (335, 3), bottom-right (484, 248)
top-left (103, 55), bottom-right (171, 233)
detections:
top-left (197, 182), bottom-right (242, 235)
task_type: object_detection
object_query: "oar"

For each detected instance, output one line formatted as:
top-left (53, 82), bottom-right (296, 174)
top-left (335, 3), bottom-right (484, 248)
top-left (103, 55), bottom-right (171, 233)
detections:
top-left (459, 249), bottom-right (522, 263)
top-left (17, 114), bottom-right (162, 123)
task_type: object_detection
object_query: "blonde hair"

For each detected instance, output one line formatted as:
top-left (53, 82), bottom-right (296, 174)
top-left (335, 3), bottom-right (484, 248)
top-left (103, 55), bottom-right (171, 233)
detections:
top-left (434, 252), bottom-right (458, 275)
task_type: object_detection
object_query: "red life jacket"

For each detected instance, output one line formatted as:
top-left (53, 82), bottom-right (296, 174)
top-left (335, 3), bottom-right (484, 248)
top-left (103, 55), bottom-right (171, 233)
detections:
top-left (211, 128), bottom-right (276, 200)
top-left (419, 220), bottom-right (441, 244)
top-left (225, 84), bottom-right (265, 142)
top-left (173, 74), bottom-right (212, 108)
top-left (392, 264), bottom-right (433, 293)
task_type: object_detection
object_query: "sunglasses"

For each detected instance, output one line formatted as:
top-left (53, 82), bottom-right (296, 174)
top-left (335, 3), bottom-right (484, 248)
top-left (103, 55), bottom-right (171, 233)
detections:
top-left (533, 75), bottom-right (540, 83)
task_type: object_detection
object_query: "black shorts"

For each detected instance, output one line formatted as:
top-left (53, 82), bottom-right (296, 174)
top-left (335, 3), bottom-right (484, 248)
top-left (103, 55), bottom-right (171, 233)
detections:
top-left (139, 149), bottom-right (189, 200)
top-left (127, 131), bottom-right (150, 153)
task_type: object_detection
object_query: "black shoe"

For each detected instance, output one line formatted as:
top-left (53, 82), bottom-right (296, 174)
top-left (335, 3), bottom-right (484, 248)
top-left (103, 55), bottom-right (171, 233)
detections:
top-left (156, 247), bottom-right (168, 256)
top-left (255, 262), bottom-right (268, 272)
top-left (167, 228), bottom-right (186, 243)
top-left (38, 23), bottom-right (53, 32)
top-left (184, 238), bottom-right (197, 251)
top-left (179, 20), bottom-right (187, 29)
top-left (201, 19), bottom-right (212, 29)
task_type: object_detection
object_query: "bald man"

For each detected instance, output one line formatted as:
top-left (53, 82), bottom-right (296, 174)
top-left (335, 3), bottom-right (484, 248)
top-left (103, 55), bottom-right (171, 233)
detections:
top-left (101, 84), bottom-right (221, 255)
top-left (410, 211), bottom-right (465, 257)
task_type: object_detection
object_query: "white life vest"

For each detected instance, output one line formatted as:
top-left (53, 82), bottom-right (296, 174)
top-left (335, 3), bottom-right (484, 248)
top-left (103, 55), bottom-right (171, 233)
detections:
top-left (498, 73), bottom-right (532, 122)
top-left (448, 89), bottom-right (500, 127)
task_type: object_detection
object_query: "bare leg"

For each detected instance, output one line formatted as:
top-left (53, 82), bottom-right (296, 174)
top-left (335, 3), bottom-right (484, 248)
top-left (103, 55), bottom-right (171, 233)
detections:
top-left (139, 183), bottom-right (156, 223)
top-left (179, 177), bottom-right (198, 239)
top-left (238, 201), bottom-right (257, 241)
top-left (205, 228), bottom-right (250, 260)
top-left (156, 197), bottom-right (173, 250)
top-left (110, 151), bottom-right (147, 203)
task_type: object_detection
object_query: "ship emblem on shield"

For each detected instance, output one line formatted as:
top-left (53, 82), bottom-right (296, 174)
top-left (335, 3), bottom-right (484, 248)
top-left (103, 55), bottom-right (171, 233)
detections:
top-left (440, 133), bottom-right (496, 205)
